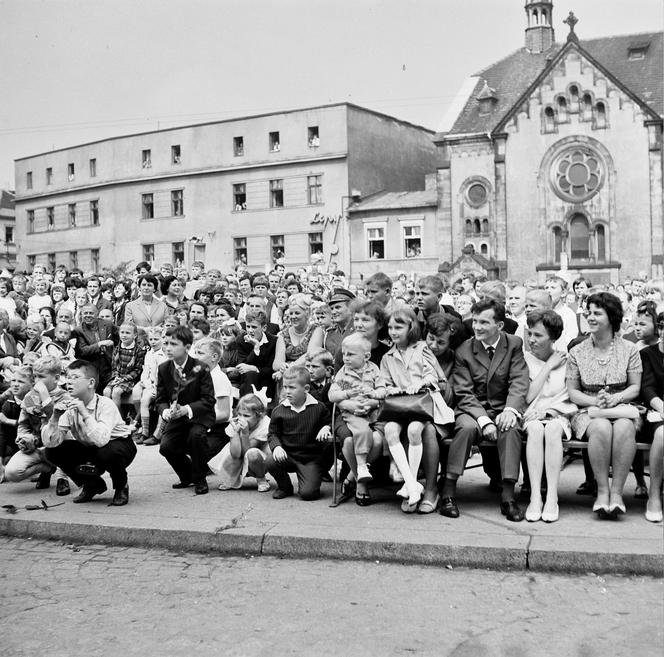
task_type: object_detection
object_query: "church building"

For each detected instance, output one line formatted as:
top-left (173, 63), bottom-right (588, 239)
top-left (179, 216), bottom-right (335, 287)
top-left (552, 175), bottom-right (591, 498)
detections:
top-left (434, 0), bottom-right (663, 284)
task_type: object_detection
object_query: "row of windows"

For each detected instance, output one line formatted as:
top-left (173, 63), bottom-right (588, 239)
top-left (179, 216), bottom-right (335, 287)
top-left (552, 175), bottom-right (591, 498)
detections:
top-left (26, 125), bottom-right (323, 190)
top-left (233, 175), bottom-right (322, 211)
top-left (142, 242), bottom-right (185, 267)
top-left (27, 201), bottom-right (99, 233)
top-left (464, 218), bottom-right (490, 235)
top-left (366, 224), bottom-right (423, 260)
top-left (551, 215), bottom-right (607, 263)
top-left (141, 190), bottom-right (184, 219)
top-left (543, 85), bottom-right (608, 133)
top-left (27, 248), bottom-right (100, 272)
top-left (26, 159), bottom-right (97, 189)
top-left (232, 232), bottom-right (323, 266)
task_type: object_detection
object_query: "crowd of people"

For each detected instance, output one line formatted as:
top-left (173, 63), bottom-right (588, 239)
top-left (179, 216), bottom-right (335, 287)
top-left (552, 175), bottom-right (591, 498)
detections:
top-left (0, 259), bottom-right (661, 525)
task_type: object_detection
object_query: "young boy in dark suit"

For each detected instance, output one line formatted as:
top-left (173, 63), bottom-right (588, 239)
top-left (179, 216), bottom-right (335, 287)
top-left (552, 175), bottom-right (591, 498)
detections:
top-left (156, 326), bottom-right (216, 494)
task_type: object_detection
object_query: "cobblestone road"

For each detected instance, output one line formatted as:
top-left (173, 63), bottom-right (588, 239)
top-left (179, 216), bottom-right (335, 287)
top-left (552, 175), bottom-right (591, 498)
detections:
top-left (0, 537), bottom-right (661, 657)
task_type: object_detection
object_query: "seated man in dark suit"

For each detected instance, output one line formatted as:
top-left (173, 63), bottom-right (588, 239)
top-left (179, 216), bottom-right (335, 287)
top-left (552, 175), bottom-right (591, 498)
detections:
top-left (441, 298), bottom-right (529, 522)
top-left (73, 305), bottom-right (119, 393)
top-left (235, 310), bottom-right (277, 400)
top-left (156, 326), bottom-right (216, 494)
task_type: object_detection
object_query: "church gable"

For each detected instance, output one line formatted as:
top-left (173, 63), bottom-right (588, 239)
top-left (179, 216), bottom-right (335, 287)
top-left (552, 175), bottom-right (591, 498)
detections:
top-left (500, 45), bottom-right (656, 136)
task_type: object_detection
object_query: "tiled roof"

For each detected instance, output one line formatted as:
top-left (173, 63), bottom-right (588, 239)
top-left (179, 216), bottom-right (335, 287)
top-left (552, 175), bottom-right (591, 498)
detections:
top-left (348, 189), bottom-right (437, 213)
top-left (0, 190), bottom-right (15, 211)
top-left (442, 31), bottom-right (663, 137)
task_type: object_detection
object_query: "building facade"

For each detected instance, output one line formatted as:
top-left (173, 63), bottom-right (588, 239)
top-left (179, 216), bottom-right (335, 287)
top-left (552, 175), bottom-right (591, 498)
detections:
top-left (0, 190), bottom-right (17, 271)
top-left (435, 1), bottom-right (663, 284)
top-left (14, 104), bottom-right (436, 274)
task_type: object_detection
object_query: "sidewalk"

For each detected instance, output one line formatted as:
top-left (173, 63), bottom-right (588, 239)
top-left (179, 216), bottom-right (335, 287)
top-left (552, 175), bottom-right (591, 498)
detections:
top-left (0, 448), bottom-right (661, 575)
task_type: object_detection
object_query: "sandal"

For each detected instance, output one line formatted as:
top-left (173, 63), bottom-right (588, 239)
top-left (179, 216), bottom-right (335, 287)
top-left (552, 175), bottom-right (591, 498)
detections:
top-left (634, 485), bottom-right (648, 500)
top-left (355, 491), bottom-right (372, 507)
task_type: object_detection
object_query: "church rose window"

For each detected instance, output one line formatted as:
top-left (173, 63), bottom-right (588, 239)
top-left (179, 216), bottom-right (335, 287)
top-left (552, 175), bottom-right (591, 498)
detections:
top-left (552, 146), bottom-right (603, 202)
top-left (466, 182), bottom-right (488, 207)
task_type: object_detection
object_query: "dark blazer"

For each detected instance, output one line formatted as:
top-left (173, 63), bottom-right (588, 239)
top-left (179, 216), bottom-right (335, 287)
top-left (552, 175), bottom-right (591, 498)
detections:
top-left (0, 331), bottom-right (19, 359)
top-left (91, 296), bottom-right (113, 313)
top-left (74, 320), bottom-right (119, 386)
top-left (236, 332), bottom-right (277, 379)
top-left (155, 356), bottom-right (216, 429)
top-left (452, 332), bottom-right (529, 420)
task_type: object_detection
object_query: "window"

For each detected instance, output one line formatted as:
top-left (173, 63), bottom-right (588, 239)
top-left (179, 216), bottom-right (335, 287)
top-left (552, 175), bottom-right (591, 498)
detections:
top-left (307, 175), bottom-right (323, 205)
top-left (473, 218), bottom-right (481, 235)
top-left (69, 251), bottom-right (78, 269)
top-left (142, 193), bottom-right (154, 219)
top-left (233, 237), bottom-right (247, 265)
top-left (90, 199), bottom-right (99, 225)
top-left (233, 183), bottom-right (247, 211)
top-left (142, 149), bottom-right (151, 168)
top-left (269, 131), bottom-right (280, 152)
top-left (68, 163), bottom-right (75, 181)
top-left (595, 102), bottom-right (607, 129)
top-left (48, 253), bottom-right (56, 271)
top-left (171, 145), bottom-right (181, 164)
top-left (89, 158), bottom-right (97, 177)
top-left (233, 136), bottom-right (244, 156)
top-left (47, 207), bottom-right (55, 230)
top-left (466, 182), bottom-right (488, 207)
top-left (481, 218), bottom-right (489, 234)
top-left (46, 167), bottom-right (53, 185)
top-left (309, 232), bottom-right (323, 256)
top-left (269, 179), bottom-right (283, 208)
top-left (597, 225), bottom-right (606, 262)
top-left (570, 214), bottom-right (590, 259)
top-left (403, 224), bottom-right (422, 258)
top-left (569, 84), bottom-right (580, 112)
top-left (582, 93), bottom-right (593, 121)
top-left (480, 243), bottom-right (488, 256)
top-left (28, 255), bottom-right (36, 270)
top-left (543, 106), bottom-right (556, 132)
top-left (91, 248), bottom-right (99, 272)
top-left (308, 126), bottom-right (320, 148)
top-left (552, 227), bottom-right (563, 263)
top-left (26, 171), bottom-right (32, 189)
top-left (367, 226), bottom-right (385, 259)
top-left (68, 203), bottom-right (76, 227)
top-left (552, 146), bottom-right (603, 202)
top-left (171, 189), bottom-right (184, 216)
top-left (557, 97), bottom-right (568, 122)
top-left (465, 219), bottom-right (473, 235)
top-left (172, 242), bottom-right (184, 266)
top-left (27, 210), bottom-right (34, 233)
top-left (5, 226), bottom-right (14, 244)
top-left (270, 235), bottom-right (285, 263)
top-left (142, 244), bottom-right (155, 262)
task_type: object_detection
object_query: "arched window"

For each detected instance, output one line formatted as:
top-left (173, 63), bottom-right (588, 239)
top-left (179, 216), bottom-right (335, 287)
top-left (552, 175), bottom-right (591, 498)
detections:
top-left (544, 106), bottom-right (555, 132)
top-left (474, 219), bottom-right (481, 235)
top-left (569, 85), bottom-right (579, 112)
top-left (582, 93), bottom-right (593, 121)
top-left (596, 224), bottom-right (606, 262)
top-left (552, 226), bottom-right (562, 263)
top-left (557, 97), bottom-right (568, 122)
top-left (481, 218), bottom-right (489, 234)
top-left (480, 243), bottom-right (488, 256)
top-left (533, 9), bottom-right (539, 24)
top-left (570, 214), bottom-right (590, 259)
top-left (595, 101), bottom-right (607, 129)
top-left (465, 219), bottom-right (472, 234)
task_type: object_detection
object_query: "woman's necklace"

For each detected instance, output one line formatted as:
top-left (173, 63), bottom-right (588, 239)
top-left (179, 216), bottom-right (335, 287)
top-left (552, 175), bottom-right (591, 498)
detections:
top-left (592, 336), bottom-right (614, 366)
top-left (291, 324), bottom-right (307, 338)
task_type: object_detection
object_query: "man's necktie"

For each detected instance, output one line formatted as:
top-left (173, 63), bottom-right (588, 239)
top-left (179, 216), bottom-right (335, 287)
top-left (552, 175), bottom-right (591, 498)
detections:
top-left (486, 346), bottom-right (495, 360)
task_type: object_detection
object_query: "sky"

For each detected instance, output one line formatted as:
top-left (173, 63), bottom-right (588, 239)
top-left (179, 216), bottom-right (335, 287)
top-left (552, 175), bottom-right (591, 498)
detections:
top-left (1, 0), bottom-right (662, 189)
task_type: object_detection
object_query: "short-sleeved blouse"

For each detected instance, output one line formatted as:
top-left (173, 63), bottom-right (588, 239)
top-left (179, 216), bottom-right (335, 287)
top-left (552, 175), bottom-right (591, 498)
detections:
top-left (280, 323), bottom-right (315, 363)
top-left (566, 336), bottom-right (642, 395)
top-left (566, 336), bottom-right (643, 437)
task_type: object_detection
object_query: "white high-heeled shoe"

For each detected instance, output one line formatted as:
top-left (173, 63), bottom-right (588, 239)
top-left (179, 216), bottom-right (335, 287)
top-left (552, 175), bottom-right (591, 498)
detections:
top-left (525, 501), bottom-right (542, 522)
top-left (541, 503), bottom-right (559, 523)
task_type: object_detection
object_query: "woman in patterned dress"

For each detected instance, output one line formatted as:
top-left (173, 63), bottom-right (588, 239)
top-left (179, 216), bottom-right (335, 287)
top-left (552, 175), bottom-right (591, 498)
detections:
top-left (566, 292), bottom-right (643, 520)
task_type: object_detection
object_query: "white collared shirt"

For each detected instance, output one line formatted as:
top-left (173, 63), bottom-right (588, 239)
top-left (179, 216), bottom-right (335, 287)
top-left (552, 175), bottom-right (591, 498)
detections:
top-left (281, 393), bottom-right (318, 414)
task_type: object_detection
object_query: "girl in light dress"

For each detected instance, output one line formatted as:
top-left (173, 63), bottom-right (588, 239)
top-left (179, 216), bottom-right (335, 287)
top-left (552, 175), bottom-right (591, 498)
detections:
top-left (209, 393), bottom-right (271, 492)
top-left (380, 306), bottom-right (454, 512)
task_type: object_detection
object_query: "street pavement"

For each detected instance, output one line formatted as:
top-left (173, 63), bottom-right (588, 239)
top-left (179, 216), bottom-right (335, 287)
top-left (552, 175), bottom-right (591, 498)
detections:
top-left (1, 536), bottom-right (661, 657)
top-left (0, 447), bottom-right (662, 575)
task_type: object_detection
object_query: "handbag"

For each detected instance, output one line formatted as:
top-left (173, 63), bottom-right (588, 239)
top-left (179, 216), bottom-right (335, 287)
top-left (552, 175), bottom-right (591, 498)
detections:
top-left (377, 390), bottom-right (434, 423)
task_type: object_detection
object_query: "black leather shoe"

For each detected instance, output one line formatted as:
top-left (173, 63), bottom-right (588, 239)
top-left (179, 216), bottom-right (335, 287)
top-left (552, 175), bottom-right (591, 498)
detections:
top-left (500, 500), bottom-right (525, 522)
top-left (111, 486), bottom-right (129, 506)
top-left (439, 496), bottom-right (460, 518)
top-left (73, 479), bottom-right (107, 503)
top-left (55, 478), bottom-right (71, 496)
top-left (172, 480), bottom-right (193, 489)
top-left (35, 471), bottom-right (52, 489)
top-left (272, 488), bottom-right (293, 500)
top-left (194, 480), bottom-right (208, 495)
